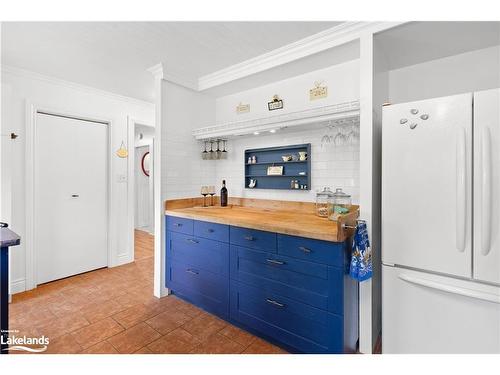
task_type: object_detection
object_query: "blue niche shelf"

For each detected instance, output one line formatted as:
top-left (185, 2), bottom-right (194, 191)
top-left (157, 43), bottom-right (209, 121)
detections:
top-left (244, 143), bottom-right (311, 190)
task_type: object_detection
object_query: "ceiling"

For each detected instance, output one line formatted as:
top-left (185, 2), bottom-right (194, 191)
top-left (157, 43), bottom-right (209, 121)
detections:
top-left (1, 21), bottom-right (341, 102)
top-left (375, 21), bottom-right (500, 70)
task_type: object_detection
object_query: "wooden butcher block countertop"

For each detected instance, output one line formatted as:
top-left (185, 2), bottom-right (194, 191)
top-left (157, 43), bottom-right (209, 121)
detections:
top-left (165, 198), bottom-right (359, 243)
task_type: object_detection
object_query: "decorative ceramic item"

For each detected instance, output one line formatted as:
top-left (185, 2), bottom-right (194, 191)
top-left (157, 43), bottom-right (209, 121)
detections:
top-left (251, 155), bottom-right (257, 164)
top-left (268, 95), bottom-right (284, 111)
top-left (236, 102), bottom-right (250, 114)
top-left (298, 151), bottom-right (308, 161)
top-left (309, 81), bottom-right (328, 101)
top-left (281, 155), bottom-right (292, 162)
top-left (267, 165), bottom-right (283, 175)
top-left (116, 141), bottom-right (128, 158)
top-left (248, 179), bottom-right (257, 188)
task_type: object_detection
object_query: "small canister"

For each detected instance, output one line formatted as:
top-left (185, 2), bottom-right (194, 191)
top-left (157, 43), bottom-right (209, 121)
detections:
top-left (315, 187), bottom-right (333, 217)
top-left (329, 188), bottom-right (352, 221)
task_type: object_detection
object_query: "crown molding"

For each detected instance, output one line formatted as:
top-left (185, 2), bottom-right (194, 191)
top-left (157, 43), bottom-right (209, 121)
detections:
top-left (198, 21), bottom-right (405, 91)
top-left (2, 65), bottom-right (154, 107)
top-left (147, 62), bottom-right (199, 91)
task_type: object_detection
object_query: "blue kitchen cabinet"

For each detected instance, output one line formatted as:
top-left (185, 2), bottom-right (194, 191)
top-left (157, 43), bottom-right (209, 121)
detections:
top-left (165, 215), bottom-right (358, 353)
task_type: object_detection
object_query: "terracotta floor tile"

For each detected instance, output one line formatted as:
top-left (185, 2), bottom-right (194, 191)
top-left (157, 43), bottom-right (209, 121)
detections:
top-left (190, 333), bottom-right (245, 354)
top-left (44, 333), bottom-right (83, 354)
top-left (112, 302), bottom-right (165, 329)
top-left (134, 346), bottom-right (154, 354)
top-left (242, 338), bottom-right (288, 354)
top-left (34, 312), bottom-right (89, 340)
top-left (181, 313), bottom-right (227, 341)
top-left (10, 307), bottom-right (57, 330)
top-left (219, 325), bottom-right (257, 348)
top-left (145, 309), bottom-right (191, 335)
top-left (147, 328), bottom-right (201, 354)
top-left (80, 299), bottom-right (126, 324)
top-left (107, 322), bottom-right (161, 354)
top-left (48, 298), bottom-right (83, 317)
top-left (172, 298), bottom-right (205, 318)
top-left (81, 341), bottom-right (119, 354)
top-left (71, 317), bottom-right (124, 349)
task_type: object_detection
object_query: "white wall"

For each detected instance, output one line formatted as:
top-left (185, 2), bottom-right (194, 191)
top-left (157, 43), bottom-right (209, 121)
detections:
top-left (388, 45), bottom-right (500, 103)
top-left (1, 67), bottom-right (154, 293)
top-left (162, 82), bottom-right (216, 200)
top-left (212, 61), bottom-right (360, 202)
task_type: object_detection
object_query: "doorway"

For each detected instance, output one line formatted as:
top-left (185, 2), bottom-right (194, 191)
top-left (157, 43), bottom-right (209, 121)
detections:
top-left (34, 112), bottom-right (109, 285)
top-left (130, 121), bottom-right (154, 261)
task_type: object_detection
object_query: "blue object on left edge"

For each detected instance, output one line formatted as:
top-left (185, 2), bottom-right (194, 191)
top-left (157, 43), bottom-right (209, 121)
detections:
top-left (349, 220), bottom-right (372, 282)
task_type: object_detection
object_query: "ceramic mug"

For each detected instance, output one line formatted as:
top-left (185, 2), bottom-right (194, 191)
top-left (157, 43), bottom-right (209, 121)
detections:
top-left (298, 151), bottom-right (307, 161)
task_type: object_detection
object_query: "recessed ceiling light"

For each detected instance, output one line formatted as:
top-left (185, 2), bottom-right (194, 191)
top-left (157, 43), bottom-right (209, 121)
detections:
top-left (253, 131), bottom-right (260, 135)
top-left (269, 129), bottom-right (276, 133)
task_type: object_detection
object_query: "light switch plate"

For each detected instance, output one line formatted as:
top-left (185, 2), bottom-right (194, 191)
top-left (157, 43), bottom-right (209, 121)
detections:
top-left (117, 174), bottom-right (127, 183)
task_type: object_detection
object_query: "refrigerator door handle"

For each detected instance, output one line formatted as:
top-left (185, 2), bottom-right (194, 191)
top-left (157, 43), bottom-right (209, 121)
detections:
top-left (481, 127), bottom-right (492, 256)
top-left (398, 273), bottom-right (500, 304)
top-left (456, 127), bottom-right (467, 252)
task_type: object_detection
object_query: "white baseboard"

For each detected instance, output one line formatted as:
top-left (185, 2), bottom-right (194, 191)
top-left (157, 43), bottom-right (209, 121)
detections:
top-left (10, 277), bottom-right (26, 295)
top-left (114, 253), bottom-right (134, 267)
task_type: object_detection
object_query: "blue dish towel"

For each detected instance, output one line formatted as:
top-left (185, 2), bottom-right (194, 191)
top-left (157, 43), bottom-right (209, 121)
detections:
top-left (349, 220), bottom-right (372, 281)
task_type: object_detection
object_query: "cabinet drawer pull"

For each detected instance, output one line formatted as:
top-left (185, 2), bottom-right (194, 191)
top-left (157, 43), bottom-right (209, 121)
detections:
top-left (206, 229), bottom-right (215, 233)
top-left (299, 246), bottom-right (311, 253)
top-left (266, 259), bottom-right (285, 266)
top-left (186, 269), bottom-right (199, 275)
top-left (244, 235), bottom-right (254, 241)
top-left (266, 299), bottom-right (285, 308)
top-left (186, 238), bottom-right (199, 244)
top-left (173, 223), bottom-right (183, 227)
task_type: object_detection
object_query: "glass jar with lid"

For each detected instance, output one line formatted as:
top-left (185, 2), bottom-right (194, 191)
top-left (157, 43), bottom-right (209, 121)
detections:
top-left (329, 188), bottom-right (352, 221)
top-left (316, 187), bottom-right (333, 217)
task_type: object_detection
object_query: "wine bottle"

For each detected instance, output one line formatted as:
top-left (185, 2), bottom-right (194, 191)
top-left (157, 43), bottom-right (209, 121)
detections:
top-left (220, 180), bottom-right (228, 207)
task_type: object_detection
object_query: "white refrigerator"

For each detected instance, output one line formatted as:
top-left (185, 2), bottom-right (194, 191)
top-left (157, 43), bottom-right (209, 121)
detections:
top-left (382, 89), bottom-right (500, 353)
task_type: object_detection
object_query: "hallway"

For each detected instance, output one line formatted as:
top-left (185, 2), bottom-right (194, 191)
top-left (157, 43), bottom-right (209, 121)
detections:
top-left (8, 230), bottom-right (285, 354)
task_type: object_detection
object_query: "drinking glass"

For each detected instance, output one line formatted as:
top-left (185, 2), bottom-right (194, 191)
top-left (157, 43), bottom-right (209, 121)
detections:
top-left (215, 140), bottom-right (222, 160)
top-left (208, 185), bottom-right (215, 206)
top-left (208, 141), bottom-right (215, 160)
top-left (201, 186), bottom-right (209, 207)
top-left (201, 141), bottom-right (209, 160)
top-left (221, 140), bottom-right (228, 159)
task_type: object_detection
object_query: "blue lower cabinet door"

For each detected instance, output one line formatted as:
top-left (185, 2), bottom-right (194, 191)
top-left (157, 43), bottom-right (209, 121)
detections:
top-left (230, 281), bottom-right (343, 354)
top-left (167, 259), bottom-right (229, 319)
top-left (167, 232), bottom-right (229, 275)
top-left (230, 226), bottom-right (277, 252)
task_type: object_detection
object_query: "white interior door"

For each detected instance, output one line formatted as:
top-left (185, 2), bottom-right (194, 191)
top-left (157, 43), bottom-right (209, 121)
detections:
top-left (382, 265), bottom-right (500, 353)
top-left (474, 88), bottom-right (500, 285)
top-left (382, 93), bottom-right (473, 278)
top-left (35, 113), bottom-right (108, 285)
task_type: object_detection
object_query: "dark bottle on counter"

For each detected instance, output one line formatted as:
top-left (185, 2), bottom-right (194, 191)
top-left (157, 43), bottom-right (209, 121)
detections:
top-left (220, 180), bottom-right (228, 207)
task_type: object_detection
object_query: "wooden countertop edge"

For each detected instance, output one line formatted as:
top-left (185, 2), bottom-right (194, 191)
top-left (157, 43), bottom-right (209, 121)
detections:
top-left (164, 207), bottom-right (359, 242)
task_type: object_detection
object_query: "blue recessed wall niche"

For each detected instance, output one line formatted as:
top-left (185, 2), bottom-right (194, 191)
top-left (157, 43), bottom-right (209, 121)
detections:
top-left (244, 143), bottom-right (311, 190)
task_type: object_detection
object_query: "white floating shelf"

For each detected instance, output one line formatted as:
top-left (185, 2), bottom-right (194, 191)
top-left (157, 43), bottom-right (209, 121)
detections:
top-left (193, 100), bottom-right (360, 140)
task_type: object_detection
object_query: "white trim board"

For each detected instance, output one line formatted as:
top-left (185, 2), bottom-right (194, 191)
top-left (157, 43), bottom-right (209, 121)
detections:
top-left (25, 102), bottom-right (114, 290)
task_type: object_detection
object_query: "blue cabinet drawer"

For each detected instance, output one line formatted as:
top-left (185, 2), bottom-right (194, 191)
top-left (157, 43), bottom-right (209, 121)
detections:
top-left (230, 281), bottom-right (343, 354)
top-left (230, 227), bottom-right (276, 252)
top-left (166, 216), bottom-right (193, 235)
top-left (166, 259), bottom-right (228, 318)
top-left (230, 245), bottom-right (344, 315)
top-left (277, 234), bottom-right (346, 266)
top-left (167, 232), bottom-right (229, 275)
top-left (194, 220), bottom-right (229, 242)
